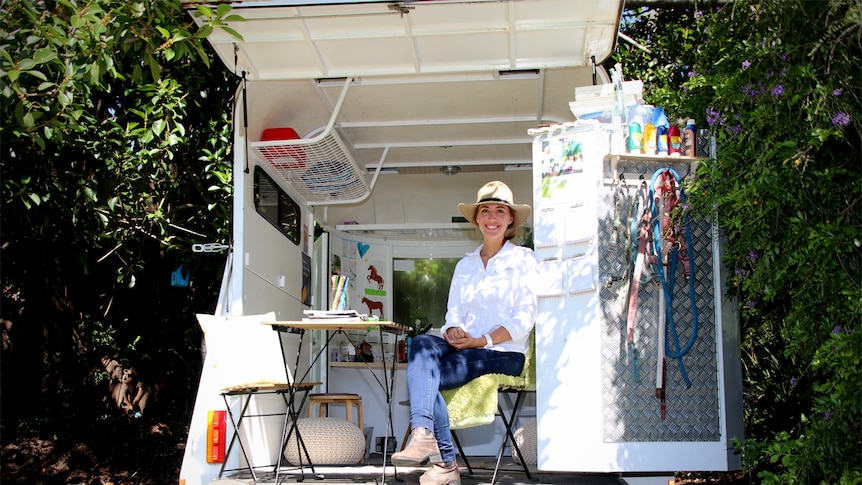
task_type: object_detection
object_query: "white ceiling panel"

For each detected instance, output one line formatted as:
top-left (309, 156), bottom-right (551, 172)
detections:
top-left (194, 0), bottom-right (622, 80)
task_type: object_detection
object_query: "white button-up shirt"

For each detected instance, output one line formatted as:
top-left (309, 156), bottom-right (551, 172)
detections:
top-left (441, 240), bottom-right (539, 355)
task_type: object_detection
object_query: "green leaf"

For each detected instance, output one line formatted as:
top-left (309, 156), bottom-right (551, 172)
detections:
top-left (26, 69), bottom-right (48, 81)
top-left (215, 3), bottom-right (233, 17)
top-left (196, 24), bottom-right (213, 39)
top-left (33, 48), bottom-right (57, 65)
top-left (195, 4), bottom-right (214, 19)
top-left (221, 26), bottom-right (244, 41)
top-left (152, 119), bottom-right (166, 136)
top-left (18, 58), bottom-right (36, 70)
top-left (83, 187), bottom-right (97, 202)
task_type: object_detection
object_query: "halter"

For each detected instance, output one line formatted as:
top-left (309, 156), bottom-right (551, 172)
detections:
top-left (619, 167), bottom-right (699, 419)
top-left (649, 168), bottom-right (699, 412)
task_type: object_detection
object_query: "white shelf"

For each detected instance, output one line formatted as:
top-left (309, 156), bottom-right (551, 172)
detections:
top-left (604, 152), bottom-right (701, 186)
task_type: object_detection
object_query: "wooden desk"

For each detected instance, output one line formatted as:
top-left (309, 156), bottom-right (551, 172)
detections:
top-left (263, 320), bottom-right (410, 333)
top-left (262, 319), bottom-right (408, 481)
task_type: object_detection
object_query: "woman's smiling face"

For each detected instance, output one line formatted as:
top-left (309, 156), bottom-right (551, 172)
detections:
top-left (475, 203), bottom-right (514, 239)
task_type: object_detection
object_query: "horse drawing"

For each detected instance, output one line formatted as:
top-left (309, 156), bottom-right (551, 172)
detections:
top-left (361, 297), bottom-right (384, 318)
top-left (367, 265), bottom-right (384, 290)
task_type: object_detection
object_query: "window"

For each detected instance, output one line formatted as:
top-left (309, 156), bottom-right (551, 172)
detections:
top-left (254, 166), bottom-right (301, 244)
top-left (392, 258), bottom-right (459, 331)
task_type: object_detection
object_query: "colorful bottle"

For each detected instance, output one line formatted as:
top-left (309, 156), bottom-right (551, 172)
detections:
top-left (627, 121), bottom-right (643, 153)
top-left (684, 119), bottom-right (697, 157)
top-left (653, 107), bottom-right (669, 155)
top-left (656, 124), bottom-right (669, 155)
top-left (642, 123), bottom-right (657, 155)
top-left (668, 125), bottom-right (682, 156)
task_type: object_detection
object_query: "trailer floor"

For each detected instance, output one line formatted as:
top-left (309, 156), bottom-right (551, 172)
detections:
top-left (209, 455), bottom-right (672, 485)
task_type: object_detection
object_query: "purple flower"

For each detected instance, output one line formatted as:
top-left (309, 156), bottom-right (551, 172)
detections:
top-left (695, 10), bottom-right (703, 18)
top-left (772, 85), bottom-right (784, 95)
top-left (779, 69), bottom-right (786, 77)
top-left (833, 112), bottom-right (850, 126)
top-left (742, 60), bottom-right (751, 69)
top-left (747, 301), bottom-right (757, 309)
top-left (748, 250), bottom-right (758, 260)
top-left (790, 376), bottom-right (797, 386)
top-left (833, 325), bottom-right (842, 334)
top-left (833, 88), bottom-right (843, 96)
top-left (726, 124), bottom-right (742, 137)
top-left (781, 54), bottom-right (790, 61)
top-left (706, 108), bottom-right (725, 127)
top-left (824, 410), bottom-right (830, 420)
top-left (688, 70), bottom-right (697, 78)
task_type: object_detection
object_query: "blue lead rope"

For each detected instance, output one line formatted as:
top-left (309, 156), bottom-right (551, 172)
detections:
top-left (649, 168), bottom-right (699, 388)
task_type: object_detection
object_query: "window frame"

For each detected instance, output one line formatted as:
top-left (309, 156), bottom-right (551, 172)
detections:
top-left (253, 166), bottom-right (301, 245)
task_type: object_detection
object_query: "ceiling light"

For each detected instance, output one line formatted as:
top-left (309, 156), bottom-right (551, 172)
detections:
top-left (440, 165), bottom-right (461, 176)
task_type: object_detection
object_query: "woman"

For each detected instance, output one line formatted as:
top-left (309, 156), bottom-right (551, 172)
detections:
top-left (391, 181), bottom-right (539, 485)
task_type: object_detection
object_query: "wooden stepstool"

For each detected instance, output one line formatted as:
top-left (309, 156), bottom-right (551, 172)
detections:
top-left (307, 393), bottom-right (363, 429)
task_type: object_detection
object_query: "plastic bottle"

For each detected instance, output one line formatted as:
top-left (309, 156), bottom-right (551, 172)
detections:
top-left (627, 120), bottom-right (643, 154)
top-left (653, 107), bottom-right (670, 156)
top-left (656, 125), bottom-right (669, 156)
top-left (642, 122), bottom-right (657, 155)
top-left (668, 125), bottom-right (682, 156)
top-left (610, 68), bottom-right (627, 154)
top-left (683, 119), bottom-right (697, 157)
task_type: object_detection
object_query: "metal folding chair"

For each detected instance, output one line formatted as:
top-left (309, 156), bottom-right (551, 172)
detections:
top-left (443, 332), bottom-right (536, 484)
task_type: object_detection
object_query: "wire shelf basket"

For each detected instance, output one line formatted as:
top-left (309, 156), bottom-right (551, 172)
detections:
top-left (252, 129), bottom-right (370, 204)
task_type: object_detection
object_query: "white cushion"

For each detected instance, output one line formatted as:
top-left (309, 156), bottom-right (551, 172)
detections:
top-left (197, 312), bottom-right (291, 390)
top-left (283, 417), bottom-right (365, 466)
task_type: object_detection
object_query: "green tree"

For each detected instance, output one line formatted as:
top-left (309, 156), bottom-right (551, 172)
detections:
top-left (612, 1), bottom-right (861, 483)
top-left (1, 0), bottom-right (241, 480)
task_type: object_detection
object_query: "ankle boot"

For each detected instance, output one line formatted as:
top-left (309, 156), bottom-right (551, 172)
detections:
top-left (390, 427), bottom-right (442, 466)
top-left (419, 461), bottom-right (461, 485)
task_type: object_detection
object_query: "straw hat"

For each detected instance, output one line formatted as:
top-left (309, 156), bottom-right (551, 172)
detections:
top-left (458, 181), bottom-right (532, 229)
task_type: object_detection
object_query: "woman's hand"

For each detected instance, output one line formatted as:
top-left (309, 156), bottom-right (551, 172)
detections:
top-left (444, 327), bottom-right (483, 350)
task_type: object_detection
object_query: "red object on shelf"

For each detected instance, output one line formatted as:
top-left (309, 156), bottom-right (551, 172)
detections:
top-left (260, 127), bottom-right (307, 169)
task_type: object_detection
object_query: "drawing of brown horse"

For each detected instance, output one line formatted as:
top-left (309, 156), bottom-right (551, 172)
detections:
top-left (361, 297), bottom-right (384, 318)
top-left (367, 265), bottom-right (384, 290)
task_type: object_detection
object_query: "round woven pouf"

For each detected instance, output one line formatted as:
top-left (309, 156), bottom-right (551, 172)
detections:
top-left (283, 417), bottom-right (365, 466)
top-left (512, 419), bottom-right (537, 466)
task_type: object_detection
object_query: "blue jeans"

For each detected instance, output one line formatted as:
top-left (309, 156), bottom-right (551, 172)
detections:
top-left (405, 333), bottom-right (526, 464)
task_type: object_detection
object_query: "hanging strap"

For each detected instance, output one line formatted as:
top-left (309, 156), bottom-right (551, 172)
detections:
top-left (624, 180), bottom-right (650, 382)
top-left (649, 168), bottom-right (699, 389)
